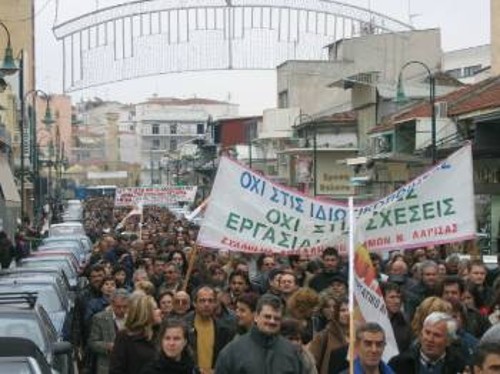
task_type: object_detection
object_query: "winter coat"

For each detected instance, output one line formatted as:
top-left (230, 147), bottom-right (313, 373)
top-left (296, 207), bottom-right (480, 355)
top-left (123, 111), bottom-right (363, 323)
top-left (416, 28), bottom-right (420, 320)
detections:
top-left (388, 343), bottom-right (466, 374)
top-left (87, 309), bottom-right (118, 374)
top-left (140, 350), bottom-right (200, 374)
top-left (109, 330), bottom-right (156, 374)
top-left (308, 321), bottom-right (348, 374)
top-left (184, 311), bottom-right (234, 368)
top-left (214, 326), bottom-right (306, 374)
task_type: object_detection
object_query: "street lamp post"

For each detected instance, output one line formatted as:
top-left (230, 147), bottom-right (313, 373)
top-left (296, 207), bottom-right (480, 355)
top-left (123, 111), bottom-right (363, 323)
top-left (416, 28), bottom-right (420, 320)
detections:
top-left (396, 60), bottom-right (436, 164)
top-left (22, 89), bottom-right (55, 225)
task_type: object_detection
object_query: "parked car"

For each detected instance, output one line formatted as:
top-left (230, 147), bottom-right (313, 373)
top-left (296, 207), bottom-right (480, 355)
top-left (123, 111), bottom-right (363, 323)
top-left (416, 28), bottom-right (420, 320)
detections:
top-left (0, 269), bottom-right (74, 301)
top-left (19, 257), bottom-right (81, 290)
top-left (0, 292), bottom-right (73, 373)
top-left (36, 242), bottom-right (88, 267)
top-left (29, 250), bottom-right (81, 272)
top-left (49, 222), bottom-right (85, 237)
top-left (42, 235), bottom-right (93, 254)
top-left (0, 278), bottom-right (72, 337)
top-left (0, 337), bottom-right (55, 374)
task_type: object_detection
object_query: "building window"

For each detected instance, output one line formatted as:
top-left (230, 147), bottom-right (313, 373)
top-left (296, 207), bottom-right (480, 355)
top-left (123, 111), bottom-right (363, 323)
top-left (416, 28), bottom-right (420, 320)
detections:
top-left (197, 123), bottom-right (204, 134)
top-left (445, 68), bottom-right (462, 79)
top-left (463, 64), bottom-right (482, 77)
top-left (152, 124), bottom-right (160, 135)
top-left (278, 90), bottom-right (289, 108)
top-left (170, 138), bottom-right (177, 151)
top-left (170, 123), bottom-right (177, 134)
top-left (152, 139), bottom-right (160, 149)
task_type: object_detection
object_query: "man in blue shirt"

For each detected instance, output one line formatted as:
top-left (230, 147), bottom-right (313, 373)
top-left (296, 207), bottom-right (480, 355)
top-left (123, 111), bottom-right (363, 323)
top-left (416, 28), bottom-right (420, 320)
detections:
top-left (349, 322), bottom-right (395, 374)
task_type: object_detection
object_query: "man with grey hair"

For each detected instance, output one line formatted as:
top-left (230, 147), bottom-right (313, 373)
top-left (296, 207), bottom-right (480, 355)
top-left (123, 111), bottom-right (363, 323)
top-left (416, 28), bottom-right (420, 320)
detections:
top-left (340, 322), bottom-right (394, 374)
top-left (88, 289), bottom-right (130, 374)
top-left (389, 312), bottom-right (466, 373)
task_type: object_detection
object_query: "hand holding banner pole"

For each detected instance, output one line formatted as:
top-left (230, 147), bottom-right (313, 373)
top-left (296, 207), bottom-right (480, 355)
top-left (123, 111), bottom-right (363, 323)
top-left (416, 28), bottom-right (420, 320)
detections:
top-left (182, 244), bottom-right (199, 291)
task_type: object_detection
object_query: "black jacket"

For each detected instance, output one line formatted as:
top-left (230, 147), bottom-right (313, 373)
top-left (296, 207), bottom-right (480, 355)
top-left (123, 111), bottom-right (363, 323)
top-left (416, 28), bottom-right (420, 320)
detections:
top-left (140, 350), bottom-right (200, 374)
top-left (214, 326), bottom-right (306, 374)
top-left (109, 331), bottom-right (156, 374)
top-left (389, 311), bottom-right (413, 352)
top-left (184, 312), bottom-right (234, 368)
top-left (388, 343), bottom-right (466, 374)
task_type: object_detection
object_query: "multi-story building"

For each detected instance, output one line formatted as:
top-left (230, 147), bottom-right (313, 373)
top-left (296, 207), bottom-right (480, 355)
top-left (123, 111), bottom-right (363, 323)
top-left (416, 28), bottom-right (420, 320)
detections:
top-left (443, 45), bottom-right (491, 84)
top-left (0, 0), bottom-right (34, 228)
top-left (134, 96), bottom-right (238, 185)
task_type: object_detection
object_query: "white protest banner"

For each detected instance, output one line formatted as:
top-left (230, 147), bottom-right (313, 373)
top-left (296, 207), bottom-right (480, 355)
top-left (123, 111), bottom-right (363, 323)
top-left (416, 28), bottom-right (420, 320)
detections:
top-left (356, 143), bottom-right (476, 251)
top-left (114, 186), bottom-right (198, 207)
top-left (198, 144), bottom-right (475, 254)
top-left (353, 244), bottom-right (399, 361)
top-left (197, 157), bottom-right (349, 255)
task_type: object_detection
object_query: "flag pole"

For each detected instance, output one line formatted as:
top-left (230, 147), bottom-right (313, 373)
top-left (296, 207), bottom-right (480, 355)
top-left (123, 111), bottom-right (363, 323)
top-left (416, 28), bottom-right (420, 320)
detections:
top-left (348, 196), bottom-right (355, 374)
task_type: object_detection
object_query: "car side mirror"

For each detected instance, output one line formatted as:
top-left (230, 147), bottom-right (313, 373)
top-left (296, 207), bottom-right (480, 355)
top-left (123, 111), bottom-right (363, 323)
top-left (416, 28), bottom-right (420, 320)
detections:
top-left (53, 341), bottom-right (72, 355)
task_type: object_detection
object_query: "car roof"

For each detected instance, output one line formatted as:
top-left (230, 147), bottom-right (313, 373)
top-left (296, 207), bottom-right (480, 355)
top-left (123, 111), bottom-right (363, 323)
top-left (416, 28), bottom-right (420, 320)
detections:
top-left (0, 337), bottom-right (46, 359)
top-left (0, 337), bottom-right (52, 373)
top-left (0, 268), bottom-right (70, 285)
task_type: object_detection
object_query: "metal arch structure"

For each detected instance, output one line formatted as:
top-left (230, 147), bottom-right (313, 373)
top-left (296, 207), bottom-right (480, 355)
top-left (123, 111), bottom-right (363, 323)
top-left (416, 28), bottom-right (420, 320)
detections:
top-left (53, 0), bottom-right (413, 92)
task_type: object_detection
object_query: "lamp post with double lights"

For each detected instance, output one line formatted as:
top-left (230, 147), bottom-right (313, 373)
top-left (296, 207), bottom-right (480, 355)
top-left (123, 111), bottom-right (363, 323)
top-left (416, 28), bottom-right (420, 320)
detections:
top-left (23, 89), bottom-right (55, 225)
top-left (396, 60), bottom-right (437, 164)
top-left (294, 113), bottom-right (317, 196)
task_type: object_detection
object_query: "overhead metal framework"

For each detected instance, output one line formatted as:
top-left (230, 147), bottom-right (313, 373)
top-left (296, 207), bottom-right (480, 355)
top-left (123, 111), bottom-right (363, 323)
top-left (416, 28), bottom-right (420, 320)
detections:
top-left (53, 0), bottom-right (413, 92)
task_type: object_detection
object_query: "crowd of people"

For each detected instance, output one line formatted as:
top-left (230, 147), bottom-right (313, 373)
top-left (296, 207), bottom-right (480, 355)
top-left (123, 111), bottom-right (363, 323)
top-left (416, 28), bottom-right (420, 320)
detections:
top-left (65, 196), bottom-right (500, 374)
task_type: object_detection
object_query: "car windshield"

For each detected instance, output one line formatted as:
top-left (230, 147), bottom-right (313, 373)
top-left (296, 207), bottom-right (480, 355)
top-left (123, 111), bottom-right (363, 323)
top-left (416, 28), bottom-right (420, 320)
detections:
top-left (0, 318), bottom-right (46, 352)
top-left (0, 285), bottom-right (62, 313)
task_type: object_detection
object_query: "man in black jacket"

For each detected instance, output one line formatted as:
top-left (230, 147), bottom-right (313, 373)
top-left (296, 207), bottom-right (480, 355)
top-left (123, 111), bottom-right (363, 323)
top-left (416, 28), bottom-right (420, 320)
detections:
top-left (215, 294), bottom-right (305, 374)
top-left (389, 311), bottom-right (467, 374)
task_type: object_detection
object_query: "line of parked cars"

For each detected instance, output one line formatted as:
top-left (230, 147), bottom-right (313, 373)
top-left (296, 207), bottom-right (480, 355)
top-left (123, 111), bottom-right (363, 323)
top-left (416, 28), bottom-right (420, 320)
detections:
top-left (0, 200), bottom-right (90, 374)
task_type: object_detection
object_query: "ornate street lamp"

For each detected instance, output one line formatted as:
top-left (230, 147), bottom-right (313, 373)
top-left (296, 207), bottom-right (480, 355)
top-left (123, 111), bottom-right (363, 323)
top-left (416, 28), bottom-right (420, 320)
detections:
top-left (396, 61), bottom-right (437, 164)
top-left (22, 90), bottom-right (55, 224)
top-left (0, 21), bottom-right (18, 76)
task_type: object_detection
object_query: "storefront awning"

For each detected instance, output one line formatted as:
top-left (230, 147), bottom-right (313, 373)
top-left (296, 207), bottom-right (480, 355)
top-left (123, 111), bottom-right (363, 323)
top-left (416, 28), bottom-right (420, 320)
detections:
top-left (0, 155), bottom-right (21, 204)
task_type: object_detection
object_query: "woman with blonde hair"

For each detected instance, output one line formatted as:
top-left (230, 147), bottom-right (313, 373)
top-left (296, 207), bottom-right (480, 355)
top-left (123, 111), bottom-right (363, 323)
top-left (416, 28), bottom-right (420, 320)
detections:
top-left (410, 296), bottom-right (452, 337)
top-left (109, 294), bottom-right (163, 374)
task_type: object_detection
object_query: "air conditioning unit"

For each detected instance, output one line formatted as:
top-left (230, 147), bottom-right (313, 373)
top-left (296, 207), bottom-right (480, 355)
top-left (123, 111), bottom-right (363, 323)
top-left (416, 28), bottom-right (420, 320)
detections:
top-left (435, 101), bottom-right (448, 118)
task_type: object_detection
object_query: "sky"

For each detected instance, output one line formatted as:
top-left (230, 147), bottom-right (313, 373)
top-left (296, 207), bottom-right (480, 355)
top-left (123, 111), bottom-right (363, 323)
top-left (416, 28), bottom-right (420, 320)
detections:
top-left (35, 0), bottom-right (491, 115)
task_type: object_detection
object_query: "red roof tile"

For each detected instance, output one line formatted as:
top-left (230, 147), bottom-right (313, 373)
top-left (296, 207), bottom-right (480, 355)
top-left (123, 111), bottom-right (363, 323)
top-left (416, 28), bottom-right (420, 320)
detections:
top-left (370, 76), bottom-right (500, 134)
top-left (317, 110), bottom-right (357, 123)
